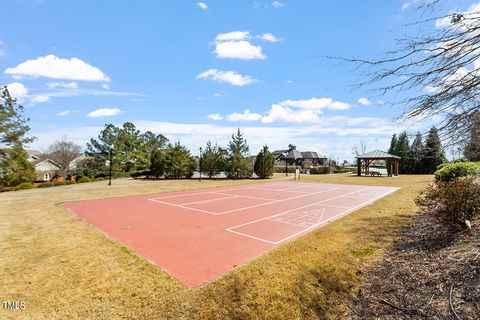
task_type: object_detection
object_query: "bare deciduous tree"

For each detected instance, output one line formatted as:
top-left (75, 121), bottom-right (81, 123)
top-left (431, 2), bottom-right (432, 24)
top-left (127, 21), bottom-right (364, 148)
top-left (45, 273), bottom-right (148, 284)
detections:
top-left (48, 136), bottom-right (82, 176)
top-left (337, 2), bottom-right (480, 144)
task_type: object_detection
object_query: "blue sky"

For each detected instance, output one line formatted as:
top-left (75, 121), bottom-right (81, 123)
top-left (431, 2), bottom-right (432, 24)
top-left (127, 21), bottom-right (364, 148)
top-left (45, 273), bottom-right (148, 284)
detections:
top-left (0, 0), bottom-right (475, 161)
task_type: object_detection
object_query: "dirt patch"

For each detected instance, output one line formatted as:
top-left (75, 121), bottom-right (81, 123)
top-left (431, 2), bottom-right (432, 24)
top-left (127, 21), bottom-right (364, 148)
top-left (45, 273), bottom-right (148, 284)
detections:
top-left (345, 211), bottom-right (480, 319)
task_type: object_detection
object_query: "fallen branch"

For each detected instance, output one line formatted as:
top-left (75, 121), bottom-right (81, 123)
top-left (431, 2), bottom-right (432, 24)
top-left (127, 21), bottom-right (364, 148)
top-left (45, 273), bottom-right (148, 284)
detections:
top-left (379, 298), bottom-right (426, 317)
top-left (449, 283), bottom-right (461, 320)
top-left (346, 304), bottom-right (360, 317)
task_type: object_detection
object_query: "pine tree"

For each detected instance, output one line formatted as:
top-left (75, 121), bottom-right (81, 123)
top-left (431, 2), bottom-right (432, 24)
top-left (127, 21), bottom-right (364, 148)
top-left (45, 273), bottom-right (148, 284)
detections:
top-left (201, 141), bottom-right (225, 178)
top-left (394, 132), bottom-right (410, 173)
top-left (163, 142), bottom-right (196, 179)
top-left (150, 149), bottom-right (165, 179)
top-left (422, 127), bottom-right (446, 174)
top-left (254, 146), bottom-right (275, 179)
top-left (0, 86), bottom-right (35, 186)
top-left (464, 115), bottom-right (480, 162)
top-left (226, 129), bottom-right (252, 179)
top-left (388, 133), bottom-right (398, 154)
top-left (409, 132), bottom-right (424, 174)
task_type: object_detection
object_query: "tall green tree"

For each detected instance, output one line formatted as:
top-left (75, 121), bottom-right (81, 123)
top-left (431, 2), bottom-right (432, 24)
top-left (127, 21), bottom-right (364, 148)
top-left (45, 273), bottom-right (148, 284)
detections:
top-left (254, 146), bottom-right (275, 179)
top-left (141, 131), bottom-right (168, 168)
top-left (201, 140), bottom-right (225, 178)
top-left (150, 149), bottom-right (165, 179)
top-left (388, 133), bottom-right (398, 155)
top-left (422, 127), bottom-right (446, 174)
top-left (0, 86), bottom-right (35, 186)
top-left (164, 142), bottom-right (196, 179)
top-left (226, 129), bottom-right (252, 179)
top-left (409, 132), bottom-right (424, 174)
top-left (464, 115), bottom-right (480, 162)
top-left (86, 122), bottom-right (147, 172)
top-left (393, 132), bottom-right (410, 173)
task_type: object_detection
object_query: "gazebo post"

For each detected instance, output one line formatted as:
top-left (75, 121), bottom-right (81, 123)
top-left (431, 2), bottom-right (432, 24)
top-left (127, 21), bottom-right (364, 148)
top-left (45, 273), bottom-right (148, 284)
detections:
top-left (357, 158), bottom-right (361, 176)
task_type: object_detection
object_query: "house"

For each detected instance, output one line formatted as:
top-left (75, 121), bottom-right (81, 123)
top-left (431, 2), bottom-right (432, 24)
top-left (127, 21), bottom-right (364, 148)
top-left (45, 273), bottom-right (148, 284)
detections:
top-left (272, 144), bottom-right (327, 169)
top-left (26, 150), bottom-right (62, 181)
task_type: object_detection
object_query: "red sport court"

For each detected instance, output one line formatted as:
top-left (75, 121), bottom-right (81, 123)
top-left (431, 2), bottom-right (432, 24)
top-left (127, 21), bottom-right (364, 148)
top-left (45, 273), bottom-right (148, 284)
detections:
top-left (64, 181), bottom-right (399, 288)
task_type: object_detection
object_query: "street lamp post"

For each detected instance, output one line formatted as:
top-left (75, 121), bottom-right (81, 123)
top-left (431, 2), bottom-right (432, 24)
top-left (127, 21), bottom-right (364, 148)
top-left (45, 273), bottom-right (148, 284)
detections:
top-left (283, 152), bottom-right (288, 176)
top-left (199, 147), bottom-right (202, 182)
top-left (108, 147), bottom-right (113, 186)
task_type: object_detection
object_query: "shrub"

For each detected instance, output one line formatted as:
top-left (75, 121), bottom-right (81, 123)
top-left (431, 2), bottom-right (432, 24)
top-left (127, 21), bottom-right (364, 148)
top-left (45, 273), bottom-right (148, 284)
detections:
top-left (416, 176), bottom-right (480, 228)
top-left (1, 186), bottom-right (16, 192)
top-left (54, 181), bottom-right (66, 186)
top-left (79, 176), bottom-right (91, 183)
top-left (273, 166), bottom-right (300, 174)
top-left (94, 177), bottom-right (105, 181)
top-left (65, 180), bottom-right (76, 185)
top-left (434, 162), bottom-right (480, 182)
top-left (310, 166), bottom-right (333, 174)
top-left (334, 167), bottom-right (356, 173)
top-left (38, 182), bottom-right (54, 188)
top-left (15, 182), bottom-right (34, 190)
top-left (130, 170), bottom-right (152, 179)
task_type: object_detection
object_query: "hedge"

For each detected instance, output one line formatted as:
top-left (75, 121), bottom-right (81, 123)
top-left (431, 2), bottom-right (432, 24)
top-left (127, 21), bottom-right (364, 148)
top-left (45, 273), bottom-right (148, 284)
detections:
top-left (434, 162), bottom-right (480, 182)
top-left (15, 182), bottom-right (34, 190)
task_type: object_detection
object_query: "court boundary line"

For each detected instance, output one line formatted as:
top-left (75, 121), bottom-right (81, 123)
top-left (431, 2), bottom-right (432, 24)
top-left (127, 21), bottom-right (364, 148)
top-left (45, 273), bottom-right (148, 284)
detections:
top-left (148, 187), bottom-right (340, 216)
top-left (226, 187), bottom-right (399, 244)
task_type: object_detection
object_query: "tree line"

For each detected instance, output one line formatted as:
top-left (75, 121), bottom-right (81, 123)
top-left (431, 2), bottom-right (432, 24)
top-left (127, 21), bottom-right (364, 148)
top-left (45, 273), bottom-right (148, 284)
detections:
top-left (388, 127), bottom-right (446, 174)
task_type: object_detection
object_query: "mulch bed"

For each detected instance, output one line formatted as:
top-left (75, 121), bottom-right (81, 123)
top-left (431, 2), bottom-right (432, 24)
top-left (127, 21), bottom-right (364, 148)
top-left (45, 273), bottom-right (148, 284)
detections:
top-left (345, 211), bottom-right (480, 319)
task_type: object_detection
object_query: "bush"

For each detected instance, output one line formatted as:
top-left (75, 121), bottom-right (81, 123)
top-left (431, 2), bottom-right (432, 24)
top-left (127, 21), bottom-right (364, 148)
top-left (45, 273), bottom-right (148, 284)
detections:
top-left (66, 180), bottom-right (76, 185)
top-left (334, 167), bottom-right (356, 173)
top-left (94, 177), bottom-right (105, 181)
top-left (0, 186), bottom-right (16, 192)
top-left (416, 176), bottom-right (480, 228)
top-left (310, 166), bottom-right (333, 174)
top-left (15, 182), bottom-right (34, 190)
top-left (130, 170), bottom-right (152, 179)
top-left (274, 166), bottom-right (301, 174)
top-left (37, 182), bottom-right (54, 188)
top-left (79, 176), bottom-right (91, 183)
top-left (54, 181), bottom-right (66, 186)
top-left (434, 162), bottom-right (480, 182)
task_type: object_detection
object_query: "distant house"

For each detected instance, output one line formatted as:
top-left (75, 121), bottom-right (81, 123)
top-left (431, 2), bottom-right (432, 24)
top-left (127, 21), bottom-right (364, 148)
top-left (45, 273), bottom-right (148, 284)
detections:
top-left (272, 144), bottom-right (327, 169)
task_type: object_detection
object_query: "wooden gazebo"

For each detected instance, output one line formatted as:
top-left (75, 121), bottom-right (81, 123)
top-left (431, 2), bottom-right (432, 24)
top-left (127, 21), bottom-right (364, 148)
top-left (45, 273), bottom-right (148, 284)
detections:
top-left (356, 150), bottom-right (400, 177)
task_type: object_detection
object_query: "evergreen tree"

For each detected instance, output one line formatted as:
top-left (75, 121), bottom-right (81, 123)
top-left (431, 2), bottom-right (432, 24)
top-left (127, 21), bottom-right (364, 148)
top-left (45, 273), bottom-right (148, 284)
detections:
top-left (141, 131), bottom-right (168, 168)
top-left (150, 149), bottom-right (165, 179)
top-left (201, 140), bottom-right (225, 178)
top-left (163, 142), bottom-right (196, 179)
top-left (0, 86), bottom-right (35, 186)
top-left (388, 133), bottom-right (398, 154)
top-left (409, 132), bottom-right (424, 174)
top-left (393, 132), bottom-right (410, 173)
top-left (464, 115), bottom-right (480, 162)
top-left (226, 129), bottom-right (252, 179)
top-left (422, 127), bottom-right (446, 174)
top-left (254, 146), bottom-right (275, 179)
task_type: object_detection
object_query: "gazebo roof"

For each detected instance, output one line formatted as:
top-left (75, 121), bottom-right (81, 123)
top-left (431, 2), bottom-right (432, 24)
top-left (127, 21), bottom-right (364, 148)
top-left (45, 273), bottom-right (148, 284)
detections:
top-left (356, 150), bottom-right (400, 159)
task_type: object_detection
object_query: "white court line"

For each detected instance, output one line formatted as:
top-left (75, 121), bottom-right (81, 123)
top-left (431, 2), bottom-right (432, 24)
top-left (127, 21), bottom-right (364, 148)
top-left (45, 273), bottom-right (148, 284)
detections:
top-left (226, 187), bottom-right (399, 244)
top-left (149, 186), bottom-right (339, 216)
top-left (179, 195), bottom-right (240, 206)
top-left (211, 191), bottom-right (278, 201)
top-left (248, 187), bottom-right (311, 194)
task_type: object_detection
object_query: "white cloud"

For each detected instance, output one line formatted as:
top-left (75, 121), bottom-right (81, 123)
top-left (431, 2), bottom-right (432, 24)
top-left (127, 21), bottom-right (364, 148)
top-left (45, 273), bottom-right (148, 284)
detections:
top-left (56, 110), bottom-right (70, 117)
top-left (102, 83), bottom-right (110, 90)
top-left (213, 92), bottom-right (223, 97)
top-left (215, 31), bottom-right (250, 42)
top-left (6, 82), bottom-right (28, 103)
top-left (47, 81), bottom-right (79, 89)
top-left (5, 55), bottom-right (110, 81)
top-left (272, 1), bottom-right (285, 8)
top-left (30, 95), bottom-right (50, 105)
top-left (279, 97), bottom-right (351, 111)
top-left (258, 33), bottom-right (280, 42)
top-left (197, 2), bottom-right (208, 9)
top-left (196, 69), bottom-right (257, 86)
top-left (215, 40), bottom-right (266, 60)
top-left (207, 113), bottom-right (223, 120)
top-left (226, 109), bottom-right (263, 122)
top-left (357, 97), bottom-right (371, 105)
top-left (261, 104), bottom-right (321, 124)
top-left (87, 107), bottom-right (121, 118)
top-left (287, 80), bottom-right (293, 84)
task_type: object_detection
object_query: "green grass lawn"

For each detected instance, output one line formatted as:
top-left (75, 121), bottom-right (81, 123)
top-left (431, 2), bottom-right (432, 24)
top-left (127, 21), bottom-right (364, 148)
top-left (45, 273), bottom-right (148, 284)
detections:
top-left (0, 174), bottom-right (432, 319)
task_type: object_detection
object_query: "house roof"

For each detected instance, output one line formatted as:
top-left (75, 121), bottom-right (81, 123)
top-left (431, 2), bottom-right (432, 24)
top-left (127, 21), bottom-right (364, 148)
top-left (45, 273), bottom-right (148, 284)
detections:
top-left (33, 158), bottom-right (62, 169)
top-left (301, 151), bottom-right (326, 159)
top-left (356, 150), bottom-right (401, 159)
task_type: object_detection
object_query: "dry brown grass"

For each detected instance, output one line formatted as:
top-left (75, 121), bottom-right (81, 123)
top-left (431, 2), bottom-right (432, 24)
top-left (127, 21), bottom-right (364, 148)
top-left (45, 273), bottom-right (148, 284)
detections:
top-left (0, 174), bottom-right (432, 319)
